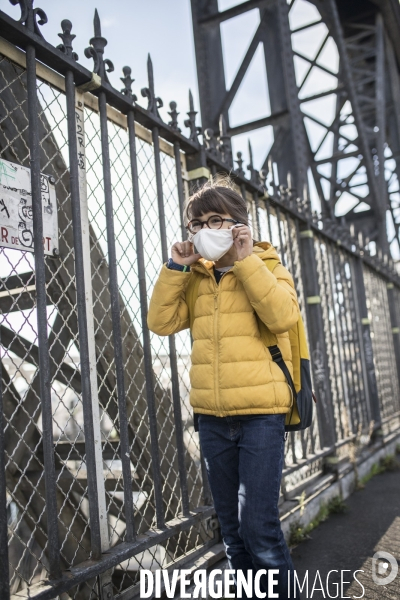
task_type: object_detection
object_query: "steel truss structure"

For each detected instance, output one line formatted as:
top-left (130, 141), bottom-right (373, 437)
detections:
top-left (191, 0), bottom-right (400, 257)
top-left (0, 1), bottom-right (399, 599)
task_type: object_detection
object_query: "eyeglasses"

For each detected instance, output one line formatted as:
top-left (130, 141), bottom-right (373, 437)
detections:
top-left (186, 215), bottom-right (239, 234)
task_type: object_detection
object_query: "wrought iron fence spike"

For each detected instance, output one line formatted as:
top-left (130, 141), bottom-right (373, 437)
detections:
top-left (9, 0), bottom-right (48, 37)
top-left (57, 19), bottom-right (78, 61)
top-left (189, 88), bottom-right (194, 112)
top-left (235, 151), bottom-right (245, 177)
top-left (141, 54), bottom-right (163, 118)
top-left (247, 139), bottom-right (258, 185)
top-left (184, 90), bottom-right (201, 143)
top-left (248, 139), bottom-right (253, 167)
top-left (121, 66), bottom-right (137, 101)
top-left (86, 9), bottom-right (114, 83)
top-left (147, 53), bottom-right (154, 95)
top-left (259, 169), bottom-right (267, 190)
top-left (168, 101), bottom-right (181, 132)
top-left (94, 8), bottom-right (101, 37)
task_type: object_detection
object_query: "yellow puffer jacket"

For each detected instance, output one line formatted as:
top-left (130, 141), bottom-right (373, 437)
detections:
top-left (147, 242), bottom-right (300, 417)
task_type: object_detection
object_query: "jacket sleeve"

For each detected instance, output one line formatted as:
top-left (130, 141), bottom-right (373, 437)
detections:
top-left (232, 254), bottom-right (300, 334)
top-left (147, 263), bottom-right (191, 336)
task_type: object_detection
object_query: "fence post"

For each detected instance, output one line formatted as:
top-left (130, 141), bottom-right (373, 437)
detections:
top-left (186, 151), bottom-right (210, 193)
top-left (63, 69), bottom-right (104, 568)
top-left (71, 84), bottom-right (111, 547)
top-left (152, 122), bottom-right (193, 519)
top-left (0, 330), bottom-right (9, 600)
top-left (351, 257), bottom-right (381, 427)
top-left (26, 42), bottom-right (62, 581)
top-left (298, 222), bottom-right (336, 449)
top-left (180, 133), bottom-right (213, 506)
top-left (63, 34), bottom-right (115, 591)
top-left (180, 136), bottom-right (214, 506)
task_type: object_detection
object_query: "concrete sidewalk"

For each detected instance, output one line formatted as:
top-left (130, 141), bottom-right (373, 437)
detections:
top-left (290, 468), bottom-right (400, 599)
top-left (173, 467), bottom-right (400, 599)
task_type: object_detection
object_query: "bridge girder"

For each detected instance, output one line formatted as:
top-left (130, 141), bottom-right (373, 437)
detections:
top-left (190, 0), bottom-right (400, 258)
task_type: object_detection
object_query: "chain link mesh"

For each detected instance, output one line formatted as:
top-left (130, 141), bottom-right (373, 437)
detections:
top-left (0, 54), bottom-right (95, 592)
top-left (0, 54), bottom-right (209, 594)
top-left (257, 202), bottom-right (322, 491)
top-left (363, 265), bottom-right (400, 431)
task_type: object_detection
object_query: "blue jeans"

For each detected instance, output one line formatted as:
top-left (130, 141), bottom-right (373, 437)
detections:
top-left (198, 413), bottom-right (299, 599)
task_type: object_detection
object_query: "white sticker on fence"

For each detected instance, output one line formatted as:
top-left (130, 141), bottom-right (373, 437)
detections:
top-left (0, 158), bottom-right (58, 255)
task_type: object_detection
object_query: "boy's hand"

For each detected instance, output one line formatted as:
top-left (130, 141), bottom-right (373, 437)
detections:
top-left (171, 240), bottom-right (202, 266)
top-left (233, 225), bottom-right (253, 261)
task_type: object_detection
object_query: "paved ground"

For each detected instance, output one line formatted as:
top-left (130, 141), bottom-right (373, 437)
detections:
top-left (175, 468), bottom-right (400, 599)
top-left (290, 468), bottom-right (400, 599)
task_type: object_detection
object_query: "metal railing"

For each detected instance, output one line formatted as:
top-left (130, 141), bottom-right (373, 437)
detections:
top-left (1, 3), bottom-right (400, 600)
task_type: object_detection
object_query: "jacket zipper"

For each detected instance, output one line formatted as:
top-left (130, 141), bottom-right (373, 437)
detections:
top-left (213, 291), bottom-right (219, 415)
top-left (213, 270), bottom-right (230, 416)
top-left (192, 264), bottom-right (231, 416)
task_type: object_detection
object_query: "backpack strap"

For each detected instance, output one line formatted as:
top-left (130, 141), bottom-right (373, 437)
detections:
top-left (256, 258), bottom-right (298, 423)
top-left (268, 345), bottom-right (297, 399)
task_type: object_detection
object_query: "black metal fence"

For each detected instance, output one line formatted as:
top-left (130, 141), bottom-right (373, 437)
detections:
top-left (1, 3), bottom-right (400, 600)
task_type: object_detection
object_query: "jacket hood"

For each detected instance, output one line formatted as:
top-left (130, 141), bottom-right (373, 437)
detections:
top-left (191, 241), bottom-right (281, 276)
top-left (252, 241), bottom-right (281, 262)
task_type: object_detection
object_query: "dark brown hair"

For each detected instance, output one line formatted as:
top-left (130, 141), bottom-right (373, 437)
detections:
top-left (185, 178), bottom-right (249, 226)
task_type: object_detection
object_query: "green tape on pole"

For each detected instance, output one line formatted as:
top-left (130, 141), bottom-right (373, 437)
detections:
top-left (306, 296), bottom-right (321, 304)
top-left (392, 327), bottom-right (400, 334)
top-left (77, 72), bottom-right (101, 92)
top-left (387, 283), bottom-right (394, 289)
top-left (361, 318), bottom-right (371, 325)
top-left (187, 167), bottom-right (211, 181)
top-left (300, 230), bottom-right (313, 238)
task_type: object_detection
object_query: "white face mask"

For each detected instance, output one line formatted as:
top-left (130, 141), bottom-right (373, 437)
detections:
top-left (191, 224), bottom-right (242, 262)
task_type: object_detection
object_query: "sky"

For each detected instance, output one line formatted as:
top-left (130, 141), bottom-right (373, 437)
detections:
top-left (3, 0), bottom-right (324, 173)
top-left (5, 0), bottom-right (202, 146)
